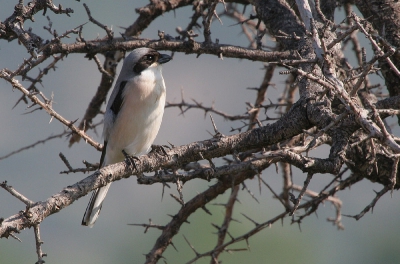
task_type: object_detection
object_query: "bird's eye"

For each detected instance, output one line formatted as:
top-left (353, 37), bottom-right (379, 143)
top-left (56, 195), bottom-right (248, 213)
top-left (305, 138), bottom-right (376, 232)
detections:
top-left (146, 55), bottom-right (154, 61)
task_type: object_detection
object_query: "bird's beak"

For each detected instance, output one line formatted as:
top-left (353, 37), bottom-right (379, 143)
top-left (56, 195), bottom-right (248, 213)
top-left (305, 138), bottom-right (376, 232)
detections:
top-left (158, 54), bottom-right (172, 64)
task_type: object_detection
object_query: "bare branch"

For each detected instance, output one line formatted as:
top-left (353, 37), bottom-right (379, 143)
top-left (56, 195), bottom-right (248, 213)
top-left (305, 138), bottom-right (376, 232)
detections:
top-left (203, 0), bottom-right (219, 43)
top-left (128, 219), bottom-right (165, 233)
top-left (0, 130), bottom-right (67, 161)
top-left (83, 3), bottom-right (114, 39)
top-left (166, 99), bottom-right (249, 121)
top-left (33, 224), bottom-right (46, 264)
top-left (1, 181), bottom-right (34, 207)
top-left (290, 172), bottom-right (313, 215)
top-left (343, 186), bottom-right (390, 220)
top-left (43, 37), bottom-right (300, 62)
top-left (0, 70), bottom-right (102, 151)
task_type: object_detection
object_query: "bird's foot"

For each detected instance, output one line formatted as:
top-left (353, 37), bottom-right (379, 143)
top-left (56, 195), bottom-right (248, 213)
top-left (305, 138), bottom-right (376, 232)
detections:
top-left (149, 144), bottom-right (169, 156)
top-left (122, 150), bottom-right (140, 172)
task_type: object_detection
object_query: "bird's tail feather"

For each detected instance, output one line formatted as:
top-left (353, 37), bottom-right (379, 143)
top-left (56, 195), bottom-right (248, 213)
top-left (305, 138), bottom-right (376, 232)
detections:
top-left (81, 183), bottom-right (111, 227)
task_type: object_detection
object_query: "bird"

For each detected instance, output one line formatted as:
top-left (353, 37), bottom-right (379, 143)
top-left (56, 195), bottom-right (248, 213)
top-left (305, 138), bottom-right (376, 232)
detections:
top-left (82, 47), bottom-right (172, 227)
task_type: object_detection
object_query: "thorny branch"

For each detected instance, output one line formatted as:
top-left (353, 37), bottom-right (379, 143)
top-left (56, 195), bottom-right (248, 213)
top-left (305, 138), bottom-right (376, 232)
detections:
top-left (34, 224), bottom-right (46, 264)
top-left (0, 70), bottom-right (102, 151)
top-left (0, 0), bottom-right (73, 55)
top-left (0, 130), bottom-right (68, 161)
top-left (1, 181), bottom-right (34, 207)
top-left (1, 0), bottom-right (400, 263)
top-left (166, 97), bottom-right (249, 121)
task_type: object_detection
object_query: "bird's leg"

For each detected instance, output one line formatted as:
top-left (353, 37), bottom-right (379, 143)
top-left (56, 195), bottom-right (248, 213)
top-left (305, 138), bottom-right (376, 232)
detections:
top-left (149, 144), bottom-right (169, 156)
top-left (122, 149), bottom-right (140, 173)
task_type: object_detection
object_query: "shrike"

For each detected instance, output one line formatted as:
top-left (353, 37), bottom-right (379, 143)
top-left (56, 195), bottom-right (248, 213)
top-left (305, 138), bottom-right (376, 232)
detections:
top-left (82, 48), bottom-right (171, 227)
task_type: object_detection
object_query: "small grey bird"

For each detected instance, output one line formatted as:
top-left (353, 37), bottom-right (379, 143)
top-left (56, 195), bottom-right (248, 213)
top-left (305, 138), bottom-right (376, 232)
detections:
top-left (82, 48), bottom-right (172, 227)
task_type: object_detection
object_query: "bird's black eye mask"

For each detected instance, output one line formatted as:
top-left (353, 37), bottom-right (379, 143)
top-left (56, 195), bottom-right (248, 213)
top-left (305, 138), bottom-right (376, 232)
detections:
top-left (133, 50), bottom-right (159, 74)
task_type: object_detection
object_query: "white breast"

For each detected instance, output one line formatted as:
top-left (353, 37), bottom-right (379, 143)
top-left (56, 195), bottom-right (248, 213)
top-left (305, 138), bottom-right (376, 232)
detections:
top-left (104, 65), bottom-right (166, 165)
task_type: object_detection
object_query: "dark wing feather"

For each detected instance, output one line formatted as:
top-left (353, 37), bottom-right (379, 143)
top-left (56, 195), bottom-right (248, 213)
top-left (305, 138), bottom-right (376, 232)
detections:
top-left (99, 141), bottom-right (107, 169)
top-left (102, 80), bottom-right (126, 166)
top-left (110, 81), bottom-right (127, 116)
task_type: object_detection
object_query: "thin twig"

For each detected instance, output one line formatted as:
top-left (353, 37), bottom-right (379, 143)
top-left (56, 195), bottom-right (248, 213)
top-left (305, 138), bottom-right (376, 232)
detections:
top-left (128, 219), bottom-right (165, 233)
top-left (0, 130), bottom-right (68, 161)
top-left (290, 172), bottom-right (313, 215)
top-left (0, 181), bottom-right (34, 207)
top-left (33, 224), bottom-right (46, 264)
top-left (0, 70), bottom-right (103, 151)
top-left (83, 3), bottom-right (113, 39)
top-left (343, 186), bottom-right (390, 220)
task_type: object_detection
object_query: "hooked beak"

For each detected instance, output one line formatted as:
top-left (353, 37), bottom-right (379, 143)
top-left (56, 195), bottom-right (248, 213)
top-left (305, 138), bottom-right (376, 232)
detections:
top-left (158, 53), bottom-right (172, 64)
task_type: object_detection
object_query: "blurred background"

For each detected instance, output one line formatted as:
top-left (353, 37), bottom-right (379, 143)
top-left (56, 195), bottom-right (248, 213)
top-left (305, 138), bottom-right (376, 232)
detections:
top-left (1, 1), bottom-right (399, 263)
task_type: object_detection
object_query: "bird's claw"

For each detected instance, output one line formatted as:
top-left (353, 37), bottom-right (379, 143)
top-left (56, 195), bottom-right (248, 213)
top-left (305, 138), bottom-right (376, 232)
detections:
top-left (122, 149), bottom-right (140, 172)
top-left (149, 144), bottom-right (169, 156)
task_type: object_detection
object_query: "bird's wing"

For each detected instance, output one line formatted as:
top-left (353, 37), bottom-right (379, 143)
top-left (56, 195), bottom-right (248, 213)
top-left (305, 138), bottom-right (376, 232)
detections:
top-left (103, 80), bottom-right (127, 142)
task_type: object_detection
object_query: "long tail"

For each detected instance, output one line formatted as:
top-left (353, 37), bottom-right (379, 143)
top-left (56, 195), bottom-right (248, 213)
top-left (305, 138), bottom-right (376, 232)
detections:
top-left (81, 183), bottom-right (111, 227)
